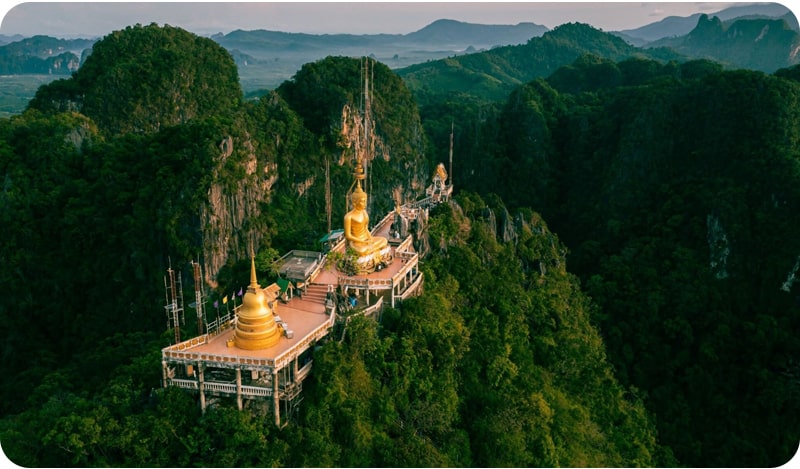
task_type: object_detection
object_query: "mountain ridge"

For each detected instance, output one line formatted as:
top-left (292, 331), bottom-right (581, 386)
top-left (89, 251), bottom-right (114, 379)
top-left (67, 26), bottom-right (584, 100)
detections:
top-left (617, 2), bottom-right (794, 42)
top-left (212, 18), bottom-right (547, 54)
top-left (647, 15), bottom-right (800, 72)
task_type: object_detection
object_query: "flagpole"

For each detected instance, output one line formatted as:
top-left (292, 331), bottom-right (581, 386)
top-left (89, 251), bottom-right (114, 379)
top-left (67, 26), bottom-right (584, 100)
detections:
top-left (216, 298), bottom-right (220, 332)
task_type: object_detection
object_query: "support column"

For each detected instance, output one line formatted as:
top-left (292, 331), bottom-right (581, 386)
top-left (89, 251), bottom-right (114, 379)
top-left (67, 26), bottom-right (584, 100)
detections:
top-left (161, 361), bottom-right (168, 388)
top-left (236, 367), bottom-right (243, 411)
top-left (273, 370), bottom-right (281, 427)
top-left (198, 363), bottom-right (206, 414)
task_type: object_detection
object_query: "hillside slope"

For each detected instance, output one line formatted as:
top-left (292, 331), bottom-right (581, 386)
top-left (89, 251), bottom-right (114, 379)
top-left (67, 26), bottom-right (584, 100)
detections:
top-left (0, 23), bottom-right (663, 468)
top-left (446, 57), bottom-right (800, 467)
top-left (398, 22), bottom-right (682, 103)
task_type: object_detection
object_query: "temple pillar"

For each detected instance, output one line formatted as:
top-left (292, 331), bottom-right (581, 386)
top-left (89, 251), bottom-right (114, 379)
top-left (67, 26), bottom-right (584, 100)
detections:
top-left (236, 367), bottom-right (243, 411)
top-left (273, 370), bottom-right (280, 427)
top-left (198, 363), bottom-right (206, 414)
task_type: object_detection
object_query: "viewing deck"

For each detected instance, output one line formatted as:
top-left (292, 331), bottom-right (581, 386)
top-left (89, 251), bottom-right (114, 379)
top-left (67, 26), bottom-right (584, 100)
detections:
top-left (164, 289), bottom-right (334, 371)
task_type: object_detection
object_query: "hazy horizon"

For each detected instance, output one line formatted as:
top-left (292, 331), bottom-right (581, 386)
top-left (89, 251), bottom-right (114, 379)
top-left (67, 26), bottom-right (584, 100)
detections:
top-left (0, 2), bottom-right (772, 39)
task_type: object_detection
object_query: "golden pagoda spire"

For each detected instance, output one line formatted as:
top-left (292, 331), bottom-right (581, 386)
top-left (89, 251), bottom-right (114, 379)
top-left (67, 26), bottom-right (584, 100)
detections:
top-left (248, 256), bottom-right (259, 292)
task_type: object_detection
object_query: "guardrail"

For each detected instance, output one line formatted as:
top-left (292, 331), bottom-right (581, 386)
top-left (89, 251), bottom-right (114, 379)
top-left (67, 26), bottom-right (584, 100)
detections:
top-left (407, 196), bottom-right (434, 209)
top-left (169, 378), bottom-right (198, 390)
top-left (169, 377), bottom-right (276, 397)
top-left (337, 276), bottom-right (394, 289)
top-left (391, 253), bottom-right (419, 283)
top-left (342, 296), bottom-right (383, 320)
top-left (296, 360), bottom-right (313, 381)
top-left (396, 236), bottom-right (414, 253)
top-left (399, 273), bottom-right (424, 300)
top-left (241, 384), bottom-right (272, 397)
top-left (204, 381), bottom-right (237, 394)
top-left (373, 211), bottom-right (395, 234)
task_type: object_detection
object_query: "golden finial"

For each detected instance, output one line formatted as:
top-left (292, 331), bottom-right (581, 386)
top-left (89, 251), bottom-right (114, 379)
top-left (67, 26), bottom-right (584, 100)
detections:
top-left (354, 160), bottom-right (365, 181)
top-left (248, 256), bottom-right (259, 291)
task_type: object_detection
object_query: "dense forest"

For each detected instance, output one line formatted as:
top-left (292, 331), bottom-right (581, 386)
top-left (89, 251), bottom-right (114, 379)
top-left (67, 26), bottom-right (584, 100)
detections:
top-left (1, 22), bottom-right (799, 467)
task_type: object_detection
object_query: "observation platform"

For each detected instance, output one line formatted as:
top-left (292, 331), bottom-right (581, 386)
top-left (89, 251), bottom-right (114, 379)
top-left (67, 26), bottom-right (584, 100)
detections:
top-left (161, 210), bottom-right (424, 427)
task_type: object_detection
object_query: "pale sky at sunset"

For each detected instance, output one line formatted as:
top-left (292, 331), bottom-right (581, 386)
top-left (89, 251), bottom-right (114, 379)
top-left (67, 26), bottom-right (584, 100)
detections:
top-left (0, 2), bottom-right (787, 38)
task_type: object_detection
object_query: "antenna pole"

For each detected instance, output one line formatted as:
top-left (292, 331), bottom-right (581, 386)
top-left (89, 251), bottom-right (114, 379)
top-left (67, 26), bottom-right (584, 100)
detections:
top-left (364, 57), bottom-right (371, 212)
top-left (165, 264), bottom-right (182, 344)
top-left (449, 121), bottom-right (454, 188)
top-left (192, 260), bottom-right (205, 335)
top-left (325, 156), bottom-right (332, 233)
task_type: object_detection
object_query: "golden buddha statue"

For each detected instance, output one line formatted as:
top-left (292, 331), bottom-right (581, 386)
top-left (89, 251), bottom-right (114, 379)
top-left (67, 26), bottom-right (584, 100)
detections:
top-left (435, 162), bottom-right (448, 184)
top-left (234, 257), bottom-right (280, 350)
top-left (343, 182), bottom-right (388, 258)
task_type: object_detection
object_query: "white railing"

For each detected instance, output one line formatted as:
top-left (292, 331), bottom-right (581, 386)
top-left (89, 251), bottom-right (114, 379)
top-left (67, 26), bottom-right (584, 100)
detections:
top-left (163, 348), bottom-right (276, 368)
top-left (204, 381), bottom-right (237, 394)
top-left (172, 379), bottom-right (273, 398)
top-left (306, 255), bottom-right (327, 284)
top-left (167, 335), bottom-right (209, 352)
top-left (373, 211), bottom-right (395, 235)
top-left (396, 249), bottom-right (416, 260)
top-left (407, 196), bottom-right (433, 208)
top-left (360, 296), bottom-right (384, 317)
top-left (391, 253), bottom-right (419, 284)
top-left (272, 317), bottom-right (334, 369)
top-left (163, 314), bottom-right (333, 373)
top-left (241, 385), bottom-right (273, 397)
top-left (395, 236), bottom-right (414, 253)
top-left (329, 236), bottom-right (346, 253)
top-left (296, 360), bottom-right (313, 381)
top-left (169, 379), bottom-right (198, 390)
top-left (338, 275), bottom-right (395, 290)
top-left (400, 273), bottom-right (424, 300)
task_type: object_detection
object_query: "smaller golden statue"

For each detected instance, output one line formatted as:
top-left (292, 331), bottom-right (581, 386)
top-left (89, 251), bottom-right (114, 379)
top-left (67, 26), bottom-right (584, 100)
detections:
top-left (343, 181), bottom-right (388, 258)
top-left (434, 162), bottom-right (448, 184)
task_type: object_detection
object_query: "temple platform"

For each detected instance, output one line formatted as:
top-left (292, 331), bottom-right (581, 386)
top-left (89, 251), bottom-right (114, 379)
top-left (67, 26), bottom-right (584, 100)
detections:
top-left (161, 211), bottom-right (424, 427)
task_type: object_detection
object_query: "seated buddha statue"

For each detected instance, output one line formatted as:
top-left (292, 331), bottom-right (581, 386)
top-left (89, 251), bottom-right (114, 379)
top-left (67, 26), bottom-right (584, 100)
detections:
top-left (343, 182), bottom-right (388, 257)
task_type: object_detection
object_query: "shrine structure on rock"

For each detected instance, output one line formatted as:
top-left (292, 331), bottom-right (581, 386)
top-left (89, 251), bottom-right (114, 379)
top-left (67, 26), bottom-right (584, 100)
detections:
top-left (159, 59), bottom-right (453, 426)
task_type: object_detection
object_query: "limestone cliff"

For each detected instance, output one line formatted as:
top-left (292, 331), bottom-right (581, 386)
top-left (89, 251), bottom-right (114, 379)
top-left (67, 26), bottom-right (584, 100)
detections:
top-left (201, 134), bottom-right (278, 287)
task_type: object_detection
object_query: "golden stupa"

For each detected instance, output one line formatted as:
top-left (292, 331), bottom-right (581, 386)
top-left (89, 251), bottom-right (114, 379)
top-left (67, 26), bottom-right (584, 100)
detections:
top-left (233, 257), bottom-right (280, 350)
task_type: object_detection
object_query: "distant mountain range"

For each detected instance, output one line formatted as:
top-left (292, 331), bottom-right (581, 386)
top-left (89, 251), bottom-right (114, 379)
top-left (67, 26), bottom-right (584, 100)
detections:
top-left (213, 19), bottom-right (547, 54)
top-left (0, 34), bottom-right (25, 46)
top-left (397, 22), bottom-right (683, 102)
top-left (647, 14), bottom-right (800, 72)
top-left (616, 2), bottom-right (796, 44)
top-left (0, 3), bottom-right (795, 94)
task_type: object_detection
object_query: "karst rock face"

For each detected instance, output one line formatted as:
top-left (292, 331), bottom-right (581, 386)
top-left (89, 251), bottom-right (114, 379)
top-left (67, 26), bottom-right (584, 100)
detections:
top-left (278, 56), bottom-right (431, 215)
top-left (29, 25), bottom-right (434, 289)
top-left (31, 23), bottom-right (243, 136)
top-left (201, 134), bottom-right (278, 287)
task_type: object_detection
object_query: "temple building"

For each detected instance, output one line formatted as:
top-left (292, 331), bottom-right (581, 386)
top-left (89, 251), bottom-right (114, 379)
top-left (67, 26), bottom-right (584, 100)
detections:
top-left (160, 164), bottom-right (442, 426)
top-left (160, 59), bottom-right (451, 424)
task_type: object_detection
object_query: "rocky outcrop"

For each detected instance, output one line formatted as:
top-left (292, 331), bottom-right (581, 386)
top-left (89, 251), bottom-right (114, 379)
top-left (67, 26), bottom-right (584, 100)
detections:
top-left (201, 134), bottom-right (277, 287)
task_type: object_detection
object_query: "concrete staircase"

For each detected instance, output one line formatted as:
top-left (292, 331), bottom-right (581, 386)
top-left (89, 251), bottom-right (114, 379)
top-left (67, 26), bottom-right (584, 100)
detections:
top-left (302, 284), bottom-right (330, 304)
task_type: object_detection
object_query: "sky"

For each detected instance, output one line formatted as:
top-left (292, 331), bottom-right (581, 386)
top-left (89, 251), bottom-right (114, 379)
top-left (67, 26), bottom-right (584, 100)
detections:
top-left (0, 1), bottom-right (779, 38)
